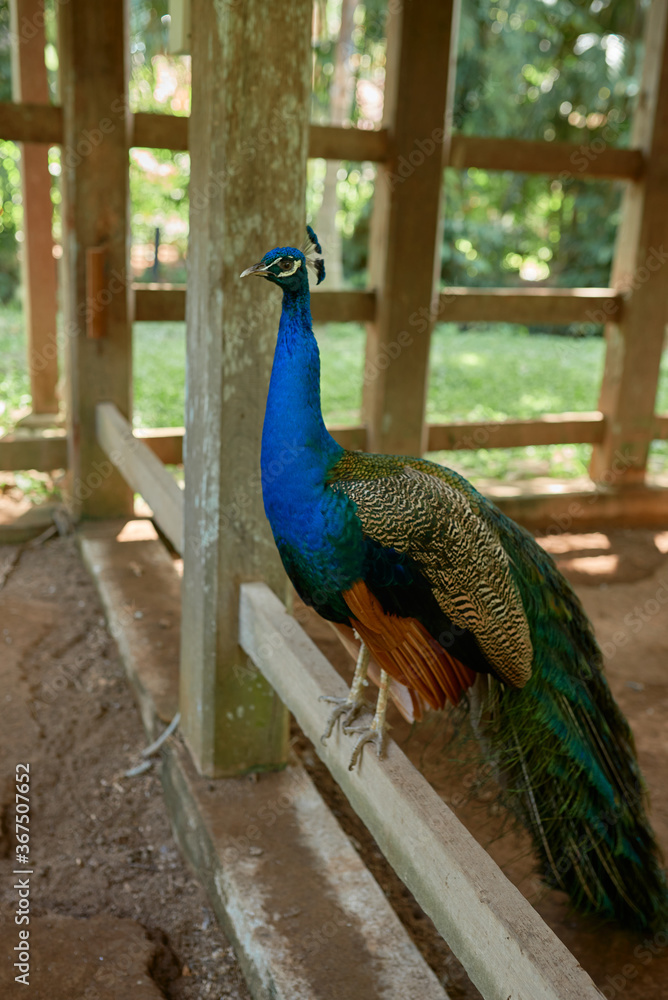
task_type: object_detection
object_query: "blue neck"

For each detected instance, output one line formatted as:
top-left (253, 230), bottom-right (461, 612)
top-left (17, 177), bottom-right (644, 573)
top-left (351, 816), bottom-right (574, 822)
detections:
top-left (261, 285), bottom-right (343, 521)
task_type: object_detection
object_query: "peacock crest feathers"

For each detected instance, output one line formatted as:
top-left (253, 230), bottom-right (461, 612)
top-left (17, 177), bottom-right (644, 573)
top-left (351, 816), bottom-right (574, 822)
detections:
top-left (302, 225), bottom-right (326, 284)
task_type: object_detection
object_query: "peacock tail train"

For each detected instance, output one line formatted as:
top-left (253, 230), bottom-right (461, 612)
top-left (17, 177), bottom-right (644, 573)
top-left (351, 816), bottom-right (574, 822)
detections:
top-left (477, 504), bottom-right (668, 931)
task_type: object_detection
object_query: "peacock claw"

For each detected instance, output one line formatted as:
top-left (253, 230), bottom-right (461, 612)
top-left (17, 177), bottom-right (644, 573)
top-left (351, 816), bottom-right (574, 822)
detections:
top-left (319, 695), bottom-right (369, 744)
top-left (346, 722), bottom-right (389, 770)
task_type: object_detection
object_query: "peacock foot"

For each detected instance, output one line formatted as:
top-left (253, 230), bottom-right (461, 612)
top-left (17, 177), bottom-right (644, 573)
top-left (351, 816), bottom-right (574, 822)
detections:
top-left (345, 666), bottom-right (392, 770)
top-left (345, 719), bottom-right (389, 770)
top-left (319, 639), bottom-right (372, 745)
top-left (319, 694), bottom-right (370, 744)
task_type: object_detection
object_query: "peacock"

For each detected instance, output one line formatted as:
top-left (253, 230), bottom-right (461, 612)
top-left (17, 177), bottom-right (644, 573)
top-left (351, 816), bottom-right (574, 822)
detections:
top-left (241, 227), bottom-right (668, 932)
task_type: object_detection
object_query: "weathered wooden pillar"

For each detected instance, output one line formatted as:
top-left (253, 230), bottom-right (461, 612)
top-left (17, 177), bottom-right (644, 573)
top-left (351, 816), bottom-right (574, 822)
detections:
top-left (361, 1), bottom-right (457, 455)
top-left (10, 0), bottom-right (59, 415)
top-left (58, 0), bottom-right (133, 518)
top-left (590, 0), bottom-right (668, 486)
top-left (180, 0), bottom-right (312, 776)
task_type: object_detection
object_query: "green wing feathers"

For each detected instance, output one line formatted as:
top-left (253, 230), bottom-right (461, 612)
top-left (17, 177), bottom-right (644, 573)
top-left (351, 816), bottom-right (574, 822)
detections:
top-left (330, 455), bottom-right (533, 687)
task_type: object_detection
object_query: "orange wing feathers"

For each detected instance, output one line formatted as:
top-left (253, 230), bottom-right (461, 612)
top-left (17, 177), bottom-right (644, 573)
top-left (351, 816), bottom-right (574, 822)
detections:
top-left (342, 580), bottom-right (476, 711)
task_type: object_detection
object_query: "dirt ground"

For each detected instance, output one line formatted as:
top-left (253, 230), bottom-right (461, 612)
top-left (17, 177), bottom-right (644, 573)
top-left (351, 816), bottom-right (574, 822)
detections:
top-left (0, 529), bottom-right (251, 1000)
top-left (0, 496), bottom-right (667, 999)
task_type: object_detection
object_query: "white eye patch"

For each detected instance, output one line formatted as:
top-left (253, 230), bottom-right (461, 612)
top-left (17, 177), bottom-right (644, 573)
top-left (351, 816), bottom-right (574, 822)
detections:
top-left (276, 257), bottom-right (302, 277)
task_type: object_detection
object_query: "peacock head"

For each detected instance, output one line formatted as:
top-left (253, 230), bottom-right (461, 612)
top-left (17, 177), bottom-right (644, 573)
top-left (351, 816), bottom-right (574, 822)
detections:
top-left (240, 226), bottom-right (325, 292)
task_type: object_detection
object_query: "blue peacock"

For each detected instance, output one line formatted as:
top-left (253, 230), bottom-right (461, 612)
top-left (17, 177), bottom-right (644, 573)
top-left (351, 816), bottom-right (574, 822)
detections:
top-left (241, 227), bottom-right (667, 931)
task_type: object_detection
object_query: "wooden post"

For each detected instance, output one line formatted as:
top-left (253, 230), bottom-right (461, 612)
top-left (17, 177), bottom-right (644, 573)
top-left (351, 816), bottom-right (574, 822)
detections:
top-left (9, 0), bottom-right (59, 415)
top-left (361, 1), bottom-right (457, 455)
top-left (590, 0), bottom-right (668, 486)
top-left (180, 0), bottom-right (312, 776)
top-left (58, 0), bottom-right (133, 519)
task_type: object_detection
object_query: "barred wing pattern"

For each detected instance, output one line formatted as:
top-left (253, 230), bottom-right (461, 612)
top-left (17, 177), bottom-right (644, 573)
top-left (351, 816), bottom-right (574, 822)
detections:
top-left (333, 465), bottom-right (533, 689)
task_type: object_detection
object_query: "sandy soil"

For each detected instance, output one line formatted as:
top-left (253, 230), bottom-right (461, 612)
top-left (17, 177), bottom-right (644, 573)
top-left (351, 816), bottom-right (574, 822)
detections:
top-left (0, 505), bottom-right (666, 999)
top-left (0, 534), bottom-right (251, 1000)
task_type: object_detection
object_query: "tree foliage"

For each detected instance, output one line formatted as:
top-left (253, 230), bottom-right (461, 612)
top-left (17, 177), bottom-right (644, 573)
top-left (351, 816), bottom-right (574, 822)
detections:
top-left (0, 0), bottom-right (650, 310)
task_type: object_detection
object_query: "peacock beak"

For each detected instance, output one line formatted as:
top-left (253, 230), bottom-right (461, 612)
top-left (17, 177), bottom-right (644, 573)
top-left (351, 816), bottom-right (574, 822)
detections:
top-left (240, 261), bottom-right (270, 278)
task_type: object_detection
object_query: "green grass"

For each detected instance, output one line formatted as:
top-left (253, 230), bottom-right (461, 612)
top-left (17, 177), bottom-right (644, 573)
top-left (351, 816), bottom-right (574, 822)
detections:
top-left (314, 322), bottom-right (605, 480)
top-left (3, 308), bottom-right (668, 485)
top-left (133, 321), bottom-right (186, 429)
top-left (0, 305), bottom-right (31, 434)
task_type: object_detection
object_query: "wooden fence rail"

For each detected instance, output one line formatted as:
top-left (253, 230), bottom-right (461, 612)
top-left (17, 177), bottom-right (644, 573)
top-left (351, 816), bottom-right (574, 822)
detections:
top-left (0, 101), bottom-right (653, 182)
top-left (238, 582), bottom-right (603, 1000)
top-left (132, 282), bottom-right (622, 326)
top-left (96, 402), bottom-right (184, 553)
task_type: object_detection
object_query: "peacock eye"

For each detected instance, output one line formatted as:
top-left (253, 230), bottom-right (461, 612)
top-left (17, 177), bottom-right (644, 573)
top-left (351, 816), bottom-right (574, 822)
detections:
top-left (278, 257), bottom-right (294, 271)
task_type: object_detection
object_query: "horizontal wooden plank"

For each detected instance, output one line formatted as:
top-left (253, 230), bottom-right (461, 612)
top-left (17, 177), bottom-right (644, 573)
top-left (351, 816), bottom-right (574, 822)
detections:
top-left (96, 402), bottom-right (184, 553)
top-left (238, 582), bottom-right (602, 1000)
top-left (311, 290), bottom-right (376, 323)
top-left (439, 287), bottom-right (622, 325)
top-left (133, 426), bottom-right (365, 460)
top-left (0, 100), bottom-right (63, 143)
top-left (131, 116), bottom-right (389, 160)
top-left (654, 414), bottom-right (668, 440)
top-left (427, 412), bottom-right (605, 451)
top-left (328, 425), bottom-right (368, 451)
top-left (132, 285), bottom-right (376, 324)
top-left (309, 124), bottom-right (389, 162)
top-left (448, 134), bottom-right (644, 180)
top-left (131, 110), bottom-right (189, 150)
top-left (133, 284), bottom-right (187, 322)
top-left (135, 427), bottom-right (185, 465)
top-left (493, 485), bottom-right (668, 532)
top-left (1, 106), bottom-right (641, 190)
top-left (0, 431), bottom-right (67, 470)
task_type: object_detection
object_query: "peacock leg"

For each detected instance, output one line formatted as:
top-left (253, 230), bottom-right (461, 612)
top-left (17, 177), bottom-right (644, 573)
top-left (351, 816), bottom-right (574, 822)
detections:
top-left (347, 668), bottom-right (390, 770)
top-left (320, 639), bottom-right (371, 742)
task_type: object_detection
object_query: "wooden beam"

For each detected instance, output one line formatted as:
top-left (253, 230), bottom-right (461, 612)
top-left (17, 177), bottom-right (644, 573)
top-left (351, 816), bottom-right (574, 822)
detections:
top-left (58, 0), bottom-right (133, 519)
top-left (0, 104), bottom-right (650, 187)
top-left (0, 100), bottom-right (62, 143)
top-left (362, 1), bottom-right (457, 455)
top-left (328, 425), bottom-right (368, 451)
top-left (0, 431), bottom-right (67, 471)
top-left (135, 427), bottom-right (185, 464)
top-left (448, 134), bottom-right (644, 180)
top-left (133, 283), bottom-right (187, 321)
top-left (439, 287), bottom-right (621, 325)
top-left (308, 124), bottom-right (389, 162)
top-left (427, 411), bottom-right (605, 451)
top-left (9, 0), bottom-right (59, 414)
top-left (132, 425), bottom-right (366, 463)
top-left (131, 110), bottom-right (189, 150)
top-left (180, 0), bottom-right (312, 777)
top-left (492, 484), bottom-right (668, 533)
top-left (311, 289), bottom-right (376, 323)
top-left (132, 285), bottom-right (376, 324)
top-left (591, 0), bottom-right (668, 486)
top-left (239, 582), bottom-right (603, 1000)
top-left (96, 403), bottom-right (184, 553)
top-left (131, 114), bottom-right (389, 160)
top-left (654, 414), bottom-right (668, 439)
